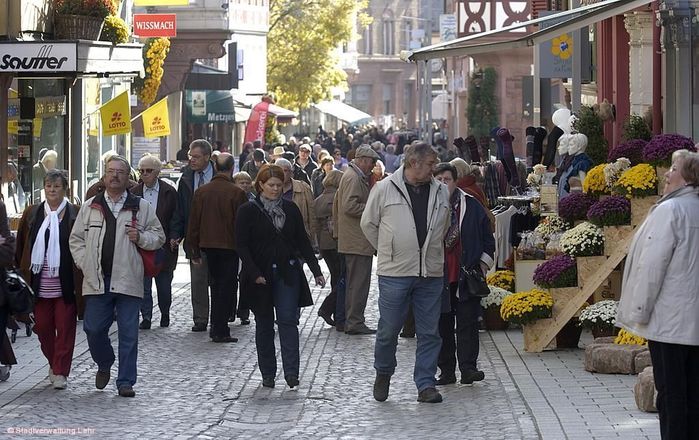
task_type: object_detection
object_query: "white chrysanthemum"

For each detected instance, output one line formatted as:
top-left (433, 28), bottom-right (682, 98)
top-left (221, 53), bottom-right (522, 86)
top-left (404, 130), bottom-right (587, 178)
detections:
top-left (579, 300), bottom-right (618, 327)
top-left (481, 286), bottom-right (514, 308)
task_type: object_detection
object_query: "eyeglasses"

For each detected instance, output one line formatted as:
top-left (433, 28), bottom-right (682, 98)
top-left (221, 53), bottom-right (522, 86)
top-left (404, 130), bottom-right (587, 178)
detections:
top-left (106, 169), bottom-right (128, 176)
top-left (139, 168), bottom-right (155, 174)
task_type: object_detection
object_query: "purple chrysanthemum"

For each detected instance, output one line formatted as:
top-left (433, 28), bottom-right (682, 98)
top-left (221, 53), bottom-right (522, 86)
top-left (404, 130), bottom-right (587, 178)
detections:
top-left (587, 196), bottom-right (631, 227)
top-left (533, 254), bottom-right (578, 289)
top-left (643, 134), bottom-right (696, 167)
top-left (558, 193), bottom-right (597, 223)
top-left (608, 139), bottom-right (647, 165)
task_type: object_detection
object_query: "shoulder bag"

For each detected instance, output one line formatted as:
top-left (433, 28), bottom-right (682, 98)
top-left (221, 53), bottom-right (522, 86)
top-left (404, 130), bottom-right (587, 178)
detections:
top-left (131, 210), bottom-right (164, 277)
top-left (459, 266), bottom-right (490, 298)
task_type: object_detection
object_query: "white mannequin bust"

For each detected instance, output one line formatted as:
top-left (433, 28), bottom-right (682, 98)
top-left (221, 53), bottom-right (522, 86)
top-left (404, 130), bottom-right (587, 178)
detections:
top-left (557, 134), bottom-right (571, 157)
top-left (568, 133), bottom-right (588, 156)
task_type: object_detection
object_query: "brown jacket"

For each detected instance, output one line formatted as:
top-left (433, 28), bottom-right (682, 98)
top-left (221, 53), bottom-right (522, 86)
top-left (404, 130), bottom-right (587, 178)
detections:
top-left (186, 174), bottom-right (247, 259)
top-left (313, 186), bottom-right (337, 251)
top-left (291, 179), bottom-right (316, 245)
top-left (131, 179), bottom-right (179, 272)
top-left (334, 162), bottom-right (374, 256)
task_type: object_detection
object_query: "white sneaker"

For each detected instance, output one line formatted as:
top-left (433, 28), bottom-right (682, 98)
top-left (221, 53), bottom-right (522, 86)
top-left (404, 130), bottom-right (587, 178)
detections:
top-left (53, 375), bottom-right (67, 390)
top-left (0, 365), bottom-right (10, 382)
top-left (48, 368), bottom-right (57, 384)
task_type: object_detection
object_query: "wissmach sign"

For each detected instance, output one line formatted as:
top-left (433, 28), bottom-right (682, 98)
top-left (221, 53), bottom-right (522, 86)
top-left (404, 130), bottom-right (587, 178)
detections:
top-left (0, 43), bottom-right (77, 73)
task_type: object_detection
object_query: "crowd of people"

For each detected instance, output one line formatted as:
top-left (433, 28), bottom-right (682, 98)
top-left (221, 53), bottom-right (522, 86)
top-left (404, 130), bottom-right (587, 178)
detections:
top-left (0, 124), bottom-right (698, 436)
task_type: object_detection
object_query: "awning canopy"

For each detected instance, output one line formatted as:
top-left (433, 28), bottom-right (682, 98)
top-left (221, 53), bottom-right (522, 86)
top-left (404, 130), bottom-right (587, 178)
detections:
top-left (184, 90), bottom-right (297, 124)
top-left (268, 104), bottom-right (297, 121)
top-left (312, 100), bottom-right (373, 125)
top-left (408, 0), bottom-right (651, 61)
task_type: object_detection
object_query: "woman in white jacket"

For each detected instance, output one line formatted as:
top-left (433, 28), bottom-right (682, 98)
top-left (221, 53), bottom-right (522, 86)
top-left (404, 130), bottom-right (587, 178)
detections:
top-left (616, 149), bottom-right (699, 439)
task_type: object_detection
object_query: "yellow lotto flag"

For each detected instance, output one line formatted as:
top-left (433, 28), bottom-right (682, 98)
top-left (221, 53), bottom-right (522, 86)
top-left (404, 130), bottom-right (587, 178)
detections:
top-left (33, 118), bottom-right (43, 138)
top-left (7, 119), bottom-right (18, 135)
top-left (100, 91), bottom-right (131, 136)
top-left (142, 97), bottom-right (170, 138)
top-left (134, 0), bottom-right (189, 5)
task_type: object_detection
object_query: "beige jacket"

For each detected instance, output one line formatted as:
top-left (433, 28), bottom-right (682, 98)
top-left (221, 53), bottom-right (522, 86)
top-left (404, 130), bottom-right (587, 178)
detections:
top-left (361, 167), bottom-right (451, 277)
top-left (616, 186), bottom-right (699, 345)
top-left (334, 162), bottom-right (374, 256)
top-left (291, 179), bottom-right (316, 245)
top-left (69, 193), bottom-right (165, 298)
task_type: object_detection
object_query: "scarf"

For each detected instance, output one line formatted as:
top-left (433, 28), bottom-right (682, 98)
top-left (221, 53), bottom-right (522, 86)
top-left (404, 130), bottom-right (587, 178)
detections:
top-left (30, 198), bottom-right (68, 276)
top-left (444, 189), bottom-right (461, 250)
top-left (260, 195), bottom-right (286, 231)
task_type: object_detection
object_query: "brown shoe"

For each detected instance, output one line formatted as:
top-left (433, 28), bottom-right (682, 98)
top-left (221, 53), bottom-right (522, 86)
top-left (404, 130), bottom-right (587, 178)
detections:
top-left (417, 387), bottom-right (443, 403)
top-left (95, 370), bottom-right (110, 390)
top-left (118, 385), bottom-right (135, 397)
top-left (335, 324), bottom-right (344, 332)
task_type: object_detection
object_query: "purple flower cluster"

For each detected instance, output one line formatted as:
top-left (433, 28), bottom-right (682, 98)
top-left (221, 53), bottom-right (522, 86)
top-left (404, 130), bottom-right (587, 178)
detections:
top-left (533, 254), bottom-right (578, 289)
top-left (558, 193), bottom-right (597, 223)
top-left (608, 139), bottom-right (647, 165)
top-left (643, 134), bottom-right (696, 166)
top-left (587, 196), bottom-right (631, 227)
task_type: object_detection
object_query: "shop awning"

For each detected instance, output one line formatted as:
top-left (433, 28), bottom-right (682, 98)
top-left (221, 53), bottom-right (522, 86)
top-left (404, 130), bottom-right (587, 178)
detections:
top-left (268, 104), bottom-right (297, 122)
top-left (312, 100), bottom-right (373, 125)
top-left (185, 90), bottom-right (297, 124)
top-left (407, 0), bottom-right (651, 61)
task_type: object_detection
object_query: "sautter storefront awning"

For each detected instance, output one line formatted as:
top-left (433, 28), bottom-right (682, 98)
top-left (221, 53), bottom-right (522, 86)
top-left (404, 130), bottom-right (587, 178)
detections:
top-left (407, 0), bottom-right (650, 61)
top-left (0, 40), bottom-right (144, 77)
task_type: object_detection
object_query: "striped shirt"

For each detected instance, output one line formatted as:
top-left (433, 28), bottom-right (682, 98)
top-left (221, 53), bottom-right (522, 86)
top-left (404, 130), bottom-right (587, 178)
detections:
top-left (38, 256), bottom-right (62, 298)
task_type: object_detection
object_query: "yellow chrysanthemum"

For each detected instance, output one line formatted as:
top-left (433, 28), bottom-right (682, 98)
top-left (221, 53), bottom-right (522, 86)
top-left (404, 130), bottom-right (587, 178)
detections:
top-left (613, 164), bottom-right (657, 198)
top-left (487, 270), bottom-right (515, 291)
top-left (551, 34), bottom-right (573, 60)
top-left (614, 328), bottom-right (648, 346)
top-left (583, 164), bottom-right (608, 195)
top-left (500, 288), bottom-right (553, 325)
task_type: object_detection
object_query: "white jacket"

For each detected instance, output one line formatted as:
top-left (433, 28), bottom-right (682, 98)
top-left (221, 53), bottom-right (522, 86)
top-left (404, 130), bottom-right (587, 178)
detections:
top-left (360, 167), bottom-right (450, 278)
top-left (616, 186), bottom-right (699, 345)
top-left (69, 193), bottom-right (165, 298)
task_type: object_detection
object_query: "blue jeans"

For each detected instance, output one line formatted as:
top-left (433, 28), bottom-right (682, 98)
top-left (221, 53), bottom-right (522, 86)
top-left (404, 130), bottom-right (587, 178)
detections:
top-left (374, 276), bottom-right (443, 391)
top-left (83, 279), bottom-right (141, 388)
top-left (255, 265), bottom-right (300, 378)
top-left (334, 255), bottom-right (346, 327)
top-left (140, 271), bottom-right (174, 322)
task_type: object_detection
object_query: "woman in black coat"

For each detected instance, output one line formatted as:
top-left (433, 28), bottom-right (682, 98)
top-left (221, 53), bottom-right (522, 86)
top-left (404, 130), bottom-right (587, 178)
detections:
top-left (236, 164), bottom-right (325, 389)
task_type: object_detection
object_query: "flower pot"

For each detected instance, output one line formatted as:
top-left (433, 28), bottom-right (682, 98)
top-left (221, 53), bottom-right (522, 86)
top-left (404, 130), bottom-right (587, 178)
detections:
top-left (484, 306), bottom-right (508, 331)
top-left (555, 320), bottom-right (582, 349)
top-left (54, 14), bottom-right (104, 40)
top-left (591, 325), bottom-right (619, 339)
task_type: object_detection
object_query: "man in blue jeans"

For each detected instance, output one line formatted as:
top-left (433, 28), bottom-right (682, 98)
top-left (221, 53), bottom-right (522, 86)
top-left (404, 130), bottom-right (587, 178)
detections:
top-left (361, 143), bottom-right (450, 403)
top-left (70, 156), bottom-right (165, 397)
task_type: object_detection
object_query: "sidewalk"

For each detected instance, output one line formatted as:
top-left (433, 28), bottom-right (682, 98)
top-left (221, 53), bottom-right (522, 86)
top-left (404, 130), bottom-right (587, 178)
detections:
top-left (0, 258), bottom-right (659, 439)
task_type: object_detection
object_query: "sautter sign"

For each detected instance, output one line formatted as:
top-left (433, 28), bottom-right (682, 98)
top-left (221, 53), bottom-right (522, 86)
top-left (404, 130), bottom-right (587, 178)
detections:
top-left (0, 43), bottom-right (77, 73)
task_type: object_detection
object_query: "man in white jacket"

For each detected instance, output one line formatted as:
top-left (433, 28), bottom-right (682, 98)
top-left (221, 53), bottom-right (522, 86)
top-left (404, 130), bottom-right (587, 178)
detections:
top-left (70, 156), bottom-right (165, 398)
top-left (361, 143), bottom-right (450, 403)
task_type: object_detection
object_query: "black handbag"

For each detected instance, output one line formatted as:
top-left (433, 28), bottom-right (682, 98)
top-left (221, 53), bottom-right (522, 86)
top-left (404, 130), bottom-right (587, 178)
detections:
top-left (2, 269), bottom-right (35, 315)
top-left (459, 266), bottom-right (490, 298)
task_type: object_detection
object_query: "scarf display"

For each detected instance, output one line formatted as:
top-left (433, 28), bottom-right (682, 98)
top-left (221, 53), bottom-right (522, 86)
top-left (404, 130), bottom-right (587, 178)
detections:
top-left (30, 198), bottom-right (68, 276)
top-left (260, 195), bottom-right (286, 231)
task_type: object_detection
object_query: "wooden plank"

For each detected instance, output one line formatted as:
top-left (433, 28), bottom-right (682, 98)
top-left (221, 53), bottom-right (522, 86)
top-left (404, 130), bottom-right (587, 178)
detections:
top-left (577, 256), bottom-right (607, 286)
top-left (603, 226), bottom-right (635, 256)
top-left (522, 233), bottom-right (635, 352)
top-left (631, 196), bottom-right (659, 226)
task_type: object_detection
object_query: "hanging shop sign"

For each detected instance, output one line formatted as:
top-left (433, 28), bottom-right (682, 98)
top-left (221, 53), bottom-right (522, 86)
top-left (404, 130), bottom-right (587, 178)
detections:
top-left (133, 14), bottom-right (177, 37)
top-left (0, 43), bottom-right (77, 73)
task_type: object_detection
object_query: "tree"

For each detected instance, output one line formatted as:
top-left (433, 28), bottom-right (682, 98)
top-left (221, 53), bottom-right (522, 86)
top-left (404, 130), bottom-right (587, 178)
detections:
top-left (267, 0), bottom-right (370, 111)
top-left (466, 67), bottom-right (498, 139)
top-left (573, 105), bottom-right (608, 166)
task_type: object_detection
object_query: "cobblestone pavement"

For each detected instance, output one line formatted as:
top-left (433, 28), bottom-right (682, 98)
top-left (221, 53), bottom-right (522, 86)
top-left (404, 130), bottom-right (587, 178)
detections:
top-left (0, 258), bottom-right (658, 439)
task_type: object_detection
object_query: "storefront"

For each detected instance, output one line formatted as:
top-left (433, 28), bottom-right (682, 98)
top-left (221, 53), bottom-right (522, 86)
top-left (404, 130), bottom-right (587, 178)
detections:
top-left (1, 40), bottom-right (143, 212)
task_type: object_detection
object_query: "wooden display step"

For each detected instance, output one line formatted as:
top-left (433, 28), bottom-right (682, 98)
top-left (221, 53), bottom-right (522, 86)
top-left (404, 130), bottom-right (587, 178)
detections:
top-left (522, 196), bottom-right (658, 352)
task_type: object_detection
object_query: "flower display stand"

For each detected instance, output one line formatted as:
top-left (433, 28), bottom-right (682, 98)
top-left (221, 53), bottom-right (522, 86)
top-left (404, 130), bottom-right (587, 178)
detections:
top-left (522, 196), bottom-right (658, 353)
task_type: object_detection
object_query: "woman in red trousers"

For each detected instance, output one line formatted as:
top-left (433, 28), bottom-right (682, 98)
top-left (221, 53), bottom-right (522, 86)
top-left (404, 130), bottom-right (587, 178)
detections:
top-left (16, 169), bottom-right (81, 390)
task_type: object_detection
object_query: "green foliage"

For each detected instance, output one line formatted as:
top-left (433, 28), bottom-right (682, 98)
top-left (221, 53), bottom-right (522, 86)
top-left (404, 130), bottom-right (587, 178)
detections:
top-left (573, 105), bottom-right (608, 166)
top-left (267, 0), bottom-right (370, 111)
top-left (265, 115), bottom-right (280, 146)
top-left (466, 67), bottom-right (498, 139)
top-left (55, 0), bottom-right (117, 19)
top-left (622, 114), bottom-right (652, 142)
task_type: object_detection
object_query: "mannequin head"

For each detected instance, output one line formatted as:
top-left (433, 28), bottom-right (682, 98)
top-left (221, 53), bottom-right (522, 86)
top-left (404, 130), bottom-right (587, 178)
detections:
top-left (552, 108), bottom-right (573, 134)
top-left (568, 133), bottom-right (588, 156)
top-left (557, 134), bottom-right (571, 156)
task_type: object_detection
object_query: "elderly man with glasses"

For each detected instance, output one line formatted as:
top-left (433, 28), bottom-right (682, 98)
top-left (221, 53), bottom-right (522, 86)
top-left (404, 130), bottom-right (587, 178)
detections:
top-left (131, 154), bottom-right (179, 329)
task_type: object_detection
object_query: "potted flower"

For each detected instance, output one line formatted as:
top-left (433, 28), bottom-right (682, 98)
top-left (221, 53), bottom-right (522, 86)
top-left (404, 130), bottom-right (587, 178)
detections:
top-left (54, 0), bottom-right (117, 40)
top-left (612, 163), bottom-right (657, 198)
top-left (500, 288), bottom-right (554, 325)
top-left (534, 215), bottom-right (570, 240)
top-left (555, 302), bottom-right (589, 349)
top-left (486, 270), bottom-right (515, 292)
top-left (603, 158), bottom-right (632, 190)
top-left (578, 300), bottom-right (619, 338)
top-left (614, 328), bottom-right (647, 346)
top-left (100, 15), bottom-right (129, 45)
top-left (642, 133), bottom-right (696, 168)
top-left (583, 164), bottom-right (609, 196)
top-left (533, 254), bottom-right (578, 289)
top-left (559, 222), bottom-right (604, 257)
top-left (586, 195), bottom-right (631, 227)
top-left (481, 286), bottom-right (513, 330)
top-left (608, 139), bottom-right (647, 165)
top-left (558, 193), bottom-right (597, 223)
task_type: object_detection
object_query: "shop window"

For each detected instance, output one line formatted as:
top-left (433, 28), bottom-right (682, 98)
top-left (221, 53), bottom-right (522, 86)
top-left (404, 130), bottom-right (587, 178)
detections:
top-left (350, 84), bottom-right (372, 114)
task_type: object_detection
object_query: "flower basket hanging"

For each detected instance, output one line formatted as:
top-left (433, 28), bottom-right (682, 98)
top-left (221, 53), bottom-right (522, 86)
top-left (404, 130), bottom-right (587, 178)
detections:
top-left (54, 14), bottom-right (104, 40)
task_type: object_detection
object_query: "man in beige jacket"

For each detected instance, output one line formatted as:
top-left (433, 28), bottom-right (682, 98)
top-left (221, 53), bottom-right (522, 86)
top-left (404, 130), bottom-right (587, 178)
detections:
top-left (273, 158), bottom-right (316, 245)
top-left (334, 145), bottom-right (380, 335)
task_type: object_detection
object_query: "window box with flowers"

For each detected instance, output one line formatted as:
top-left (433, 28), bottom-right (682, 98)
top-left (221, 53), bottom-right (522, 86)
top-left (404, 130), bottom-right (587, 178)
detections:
top-left (578, 300), bottom-right (619, 338)
top-left (500, 288), bottom-right (554, 326)
top-left (481, 286), bottom-right (513, 330)
top-left (54, 0), bottom-right (117, 40)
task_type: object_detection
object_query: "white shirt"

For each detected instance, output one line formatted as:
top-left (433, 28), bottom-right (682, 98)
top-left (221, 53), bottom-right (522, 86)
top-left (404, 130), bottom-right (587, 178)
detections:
top-left (106, 191), bottom-right (128, 218)
top-left (143, 180), bottom-right (160, 211)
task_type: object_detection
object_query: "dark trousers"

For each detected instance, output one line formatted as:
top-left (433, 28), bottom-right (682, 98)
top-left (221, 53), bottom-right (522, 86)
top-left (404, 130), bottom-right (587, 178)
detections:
top-left (203, 248), bottom-right (238, 338)
top-left (648, 340), bottom-right (699, 440)
top-left (318, 248), bottom-right (341, 318)
top-left (255, 265), bottom-right (301, 378)
top-left (438, 283), bottom-right (480, 376)
top-left (335, 255), bottom-right (347, 327)
top-left (141, 270), bottom-right (174, 322)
